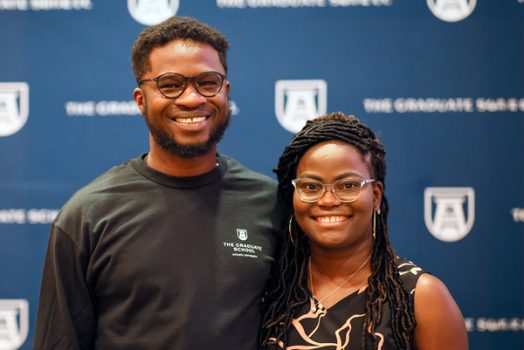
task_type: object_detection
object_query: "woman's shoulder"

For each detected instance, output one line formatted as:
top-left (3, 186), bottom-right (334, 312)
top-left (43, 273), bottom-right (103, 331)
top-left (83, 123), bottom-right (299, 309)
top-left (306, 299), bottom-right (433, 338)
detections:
top-left (412, 271), bottom-right (469, 348)
top-left (394, 257), bottom-right (428, 293)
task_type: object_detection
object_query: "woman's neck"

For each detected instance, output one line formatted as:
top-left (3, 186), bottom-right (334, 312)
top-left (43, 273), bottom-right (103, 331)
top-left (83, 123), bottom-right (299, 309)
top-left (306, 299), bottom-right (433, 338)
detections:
top-left (309, 246), bottom-right (372, 279)
top-left (308, 246), bottom-right (373, 308)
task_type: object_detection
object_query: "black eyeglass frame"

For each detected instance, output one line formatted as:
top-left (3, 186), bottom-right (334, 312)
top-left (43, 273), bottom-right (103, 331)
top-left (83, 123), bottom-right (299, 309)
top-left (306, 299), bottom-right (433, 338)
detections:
top-left (138, 71), bottom-right (227, 99)
top-left (291, 177), bottom-right (376, 203)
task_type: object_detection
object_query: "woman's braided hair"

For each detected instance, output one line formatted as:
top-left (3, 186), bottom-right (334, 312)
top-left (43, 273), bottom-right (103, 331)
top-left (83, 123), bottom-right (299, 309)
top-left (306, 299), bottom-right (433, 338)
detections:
top-left (261, 112), bottom-right (416, 349)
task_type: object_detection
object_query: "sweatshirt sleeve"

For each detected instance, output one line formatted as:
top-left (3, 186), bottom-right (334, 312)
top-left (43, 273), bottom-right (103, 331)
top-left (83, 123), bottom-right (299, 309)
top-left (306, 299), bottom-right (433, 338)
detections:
top-left (33, 224), bottom-right (96, 350)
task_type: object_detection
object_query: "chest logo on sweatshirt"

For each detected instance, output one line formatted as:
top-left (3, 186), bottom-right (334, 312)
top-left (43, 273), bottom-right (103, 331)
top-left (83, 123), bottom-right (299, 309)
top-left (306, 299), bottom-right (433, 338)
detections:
top-left (236, 228), bottom-right (248, 241)
top-left (223, 229), bottom-right (263, 259)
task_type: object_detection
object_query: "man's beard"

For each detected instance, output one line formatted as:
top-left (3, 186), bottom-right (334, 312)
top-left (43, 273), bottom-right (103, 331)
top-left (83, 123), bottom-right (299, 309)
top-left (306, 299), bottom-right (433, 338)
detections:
top-left (143, 103), bottom-right (230, 159)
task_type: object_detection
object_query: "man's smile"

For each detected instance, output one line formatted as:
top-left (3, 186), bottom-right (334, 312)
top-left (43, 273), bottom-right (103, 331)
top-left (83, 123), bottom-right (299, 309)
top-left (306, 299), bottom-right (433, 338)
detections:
top-left (173, 116), bottom-right (207, 124)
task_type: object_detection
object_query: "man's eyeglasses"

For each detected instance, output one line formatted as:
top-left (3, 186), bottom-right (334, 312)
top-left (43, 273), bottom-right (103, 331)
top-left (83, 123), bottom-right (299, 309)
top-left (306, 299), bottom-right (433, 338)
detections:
top-left (291, 177), bottom-right (376, 203)
top-left (138, 71), bottom-right (226, 99)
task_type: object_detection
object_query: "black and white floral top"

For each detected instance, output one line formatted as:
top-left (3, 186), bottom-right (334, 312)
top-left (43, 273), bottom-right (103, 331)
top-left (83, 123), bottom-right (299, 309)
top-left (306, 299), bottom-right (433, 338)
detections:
top-left (273, 258), bottom-right (426, 350)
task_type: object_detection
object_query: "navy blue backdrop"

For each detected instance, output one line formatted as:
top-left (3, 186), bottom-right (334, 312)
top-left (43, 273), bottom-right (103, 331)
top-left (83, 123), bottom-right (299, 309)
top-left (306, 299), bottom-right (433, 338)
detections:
top-left (1, 1), bottom-right (523, 349)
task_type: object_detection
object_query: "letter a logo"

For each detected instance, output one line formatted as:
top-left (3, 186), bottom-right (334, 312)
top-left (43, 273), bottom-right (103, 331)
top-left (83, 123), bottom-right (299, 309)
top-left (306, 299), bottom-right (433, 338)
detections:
top-left (128, 0), bottom-right (179, 26)
top-left (0, 83), bottom-right (29, 137)
top-left (424, 187), bottom-right (475, 242)
top-left (0, 299), bottom-right (29, 350)
top-left (427, 0), bottom-right (477, 22)
top-left (275, 80), bottom-right (327, 133)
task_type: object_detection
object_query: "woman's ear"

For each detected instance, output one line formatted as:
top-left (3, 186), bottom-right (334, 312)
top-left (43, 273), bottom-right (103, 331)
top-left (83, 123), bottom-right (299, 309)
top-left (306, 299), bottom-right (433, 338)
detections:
top-left (373, 181), bottom-right (384, 213)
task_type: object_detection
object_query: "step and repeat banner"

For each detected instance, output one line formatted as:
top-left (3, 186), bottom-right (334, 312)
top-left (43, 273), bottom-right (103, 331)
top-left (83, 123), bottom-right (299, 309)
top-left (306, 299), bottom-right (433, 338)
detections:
top-left (1, 1), bottom-right (523, 349)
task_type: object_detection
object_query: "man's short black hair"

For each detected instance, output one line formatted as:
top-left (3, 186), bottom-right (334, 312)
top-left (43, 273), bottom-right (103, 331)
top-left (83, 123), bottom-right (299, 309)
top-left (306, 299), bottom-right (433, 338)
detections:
top-left (131, 16), bottom-right (229, 83)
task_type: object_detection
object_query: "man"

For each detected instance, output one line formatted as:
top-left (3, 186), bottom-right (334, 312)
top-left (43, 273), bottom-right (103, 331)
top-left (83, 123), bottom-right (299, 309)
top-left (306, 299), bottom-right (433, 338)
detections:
top-left (34, 16), bottom-right (283, 350)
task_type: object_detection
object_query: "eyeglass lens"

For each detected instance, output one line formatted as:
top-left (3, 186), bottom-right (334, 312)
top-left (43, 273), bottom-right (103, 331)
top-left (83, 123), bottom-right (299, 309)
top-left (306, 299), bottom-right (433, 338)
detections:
top-left (293, 178), bottom-right (367, 202)
top-left (157, 72), bottom-right (224, 98)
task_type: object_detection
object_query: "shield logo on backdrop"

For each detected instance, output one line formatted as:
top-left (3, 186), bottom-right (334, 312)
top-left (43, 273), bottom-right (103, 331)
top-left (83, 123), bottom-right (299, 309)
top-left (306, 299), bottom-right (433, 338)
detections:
top-left (128, 0), bottom-right (179, 26)
top-left (0, 299), bottom-right (29, 350)
top-left (427, 0), bottom-right (477, 23)
top-left (275, 79), bottom-right (327, 134)
top-left (0, 82), bottom-right (29, 137)
top-left (424, 187), bottom-right (475, 242)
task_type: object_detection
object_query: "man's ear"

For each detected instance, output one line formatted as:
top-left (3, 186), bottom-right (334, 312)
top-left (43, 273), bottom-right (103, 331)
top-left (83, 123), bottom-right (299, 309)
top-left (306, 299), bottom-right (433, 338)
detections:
top-left (224, 80), bottom-right (231, 97)
top-left (133, 87), bottom-right (145, 115)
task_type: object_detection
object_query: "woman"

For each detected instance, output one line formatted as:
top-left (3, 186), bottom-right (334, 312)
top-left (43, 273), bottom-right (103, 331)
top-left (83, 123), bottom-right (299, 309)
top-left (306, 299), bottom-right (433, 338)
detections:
top-left (261, 112), bottom-right (467, 349)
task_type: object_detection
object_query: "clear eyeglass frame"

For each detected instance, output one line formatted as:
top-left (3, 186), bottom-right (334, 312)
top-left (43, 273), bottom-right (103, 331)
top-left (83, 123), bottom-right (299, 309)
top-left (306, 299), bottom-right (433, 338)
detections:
top-left (138, 71), bottom-right (226, 99)
top-left (291, 177), bottom-right (376, 203)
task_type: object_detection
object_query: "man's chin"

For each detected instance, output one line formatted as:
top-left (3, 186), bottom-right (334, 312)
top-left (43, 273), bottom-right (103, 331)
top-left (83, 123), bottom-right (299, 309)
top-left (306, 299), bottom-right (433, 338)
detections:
top-left (147, 114), bottom-right (229, 159)
top-left (162, 142), bottom-right (214, 158)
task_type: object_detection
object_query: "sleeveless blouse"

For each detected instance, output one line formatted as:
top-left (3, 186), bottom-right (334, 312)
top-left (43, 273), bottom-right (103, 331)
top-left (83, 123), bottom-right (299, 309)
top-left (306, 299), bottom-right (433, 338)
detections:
top-left (275, 258), bottom-right (426, 350)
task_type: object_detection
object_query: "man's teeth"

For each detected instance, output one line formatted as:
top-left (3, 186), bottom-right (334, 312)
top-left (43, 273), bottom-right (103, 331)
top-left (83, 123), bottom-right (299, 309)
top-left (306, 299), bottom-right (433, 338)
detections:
top-left (317, 216), bottom-right (345, 223)
top-left (175, 116), bottom-right (206, 124)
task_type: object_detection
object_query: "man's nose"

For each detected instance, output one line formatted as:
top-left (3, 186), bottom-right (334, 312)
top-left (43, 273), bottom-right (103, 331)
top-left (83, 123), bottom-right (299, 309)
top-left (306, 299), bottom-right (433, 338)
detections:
top-left (174, 83), bottom-right (207, 107)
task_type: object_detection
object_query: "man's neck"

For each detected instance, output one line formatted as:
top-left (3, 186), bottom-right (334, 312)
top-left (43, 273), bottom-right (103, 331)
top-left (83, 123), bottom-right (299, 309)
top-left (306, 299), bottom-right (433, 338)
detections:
top-left (146, 145), bottom-right (218, 177)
